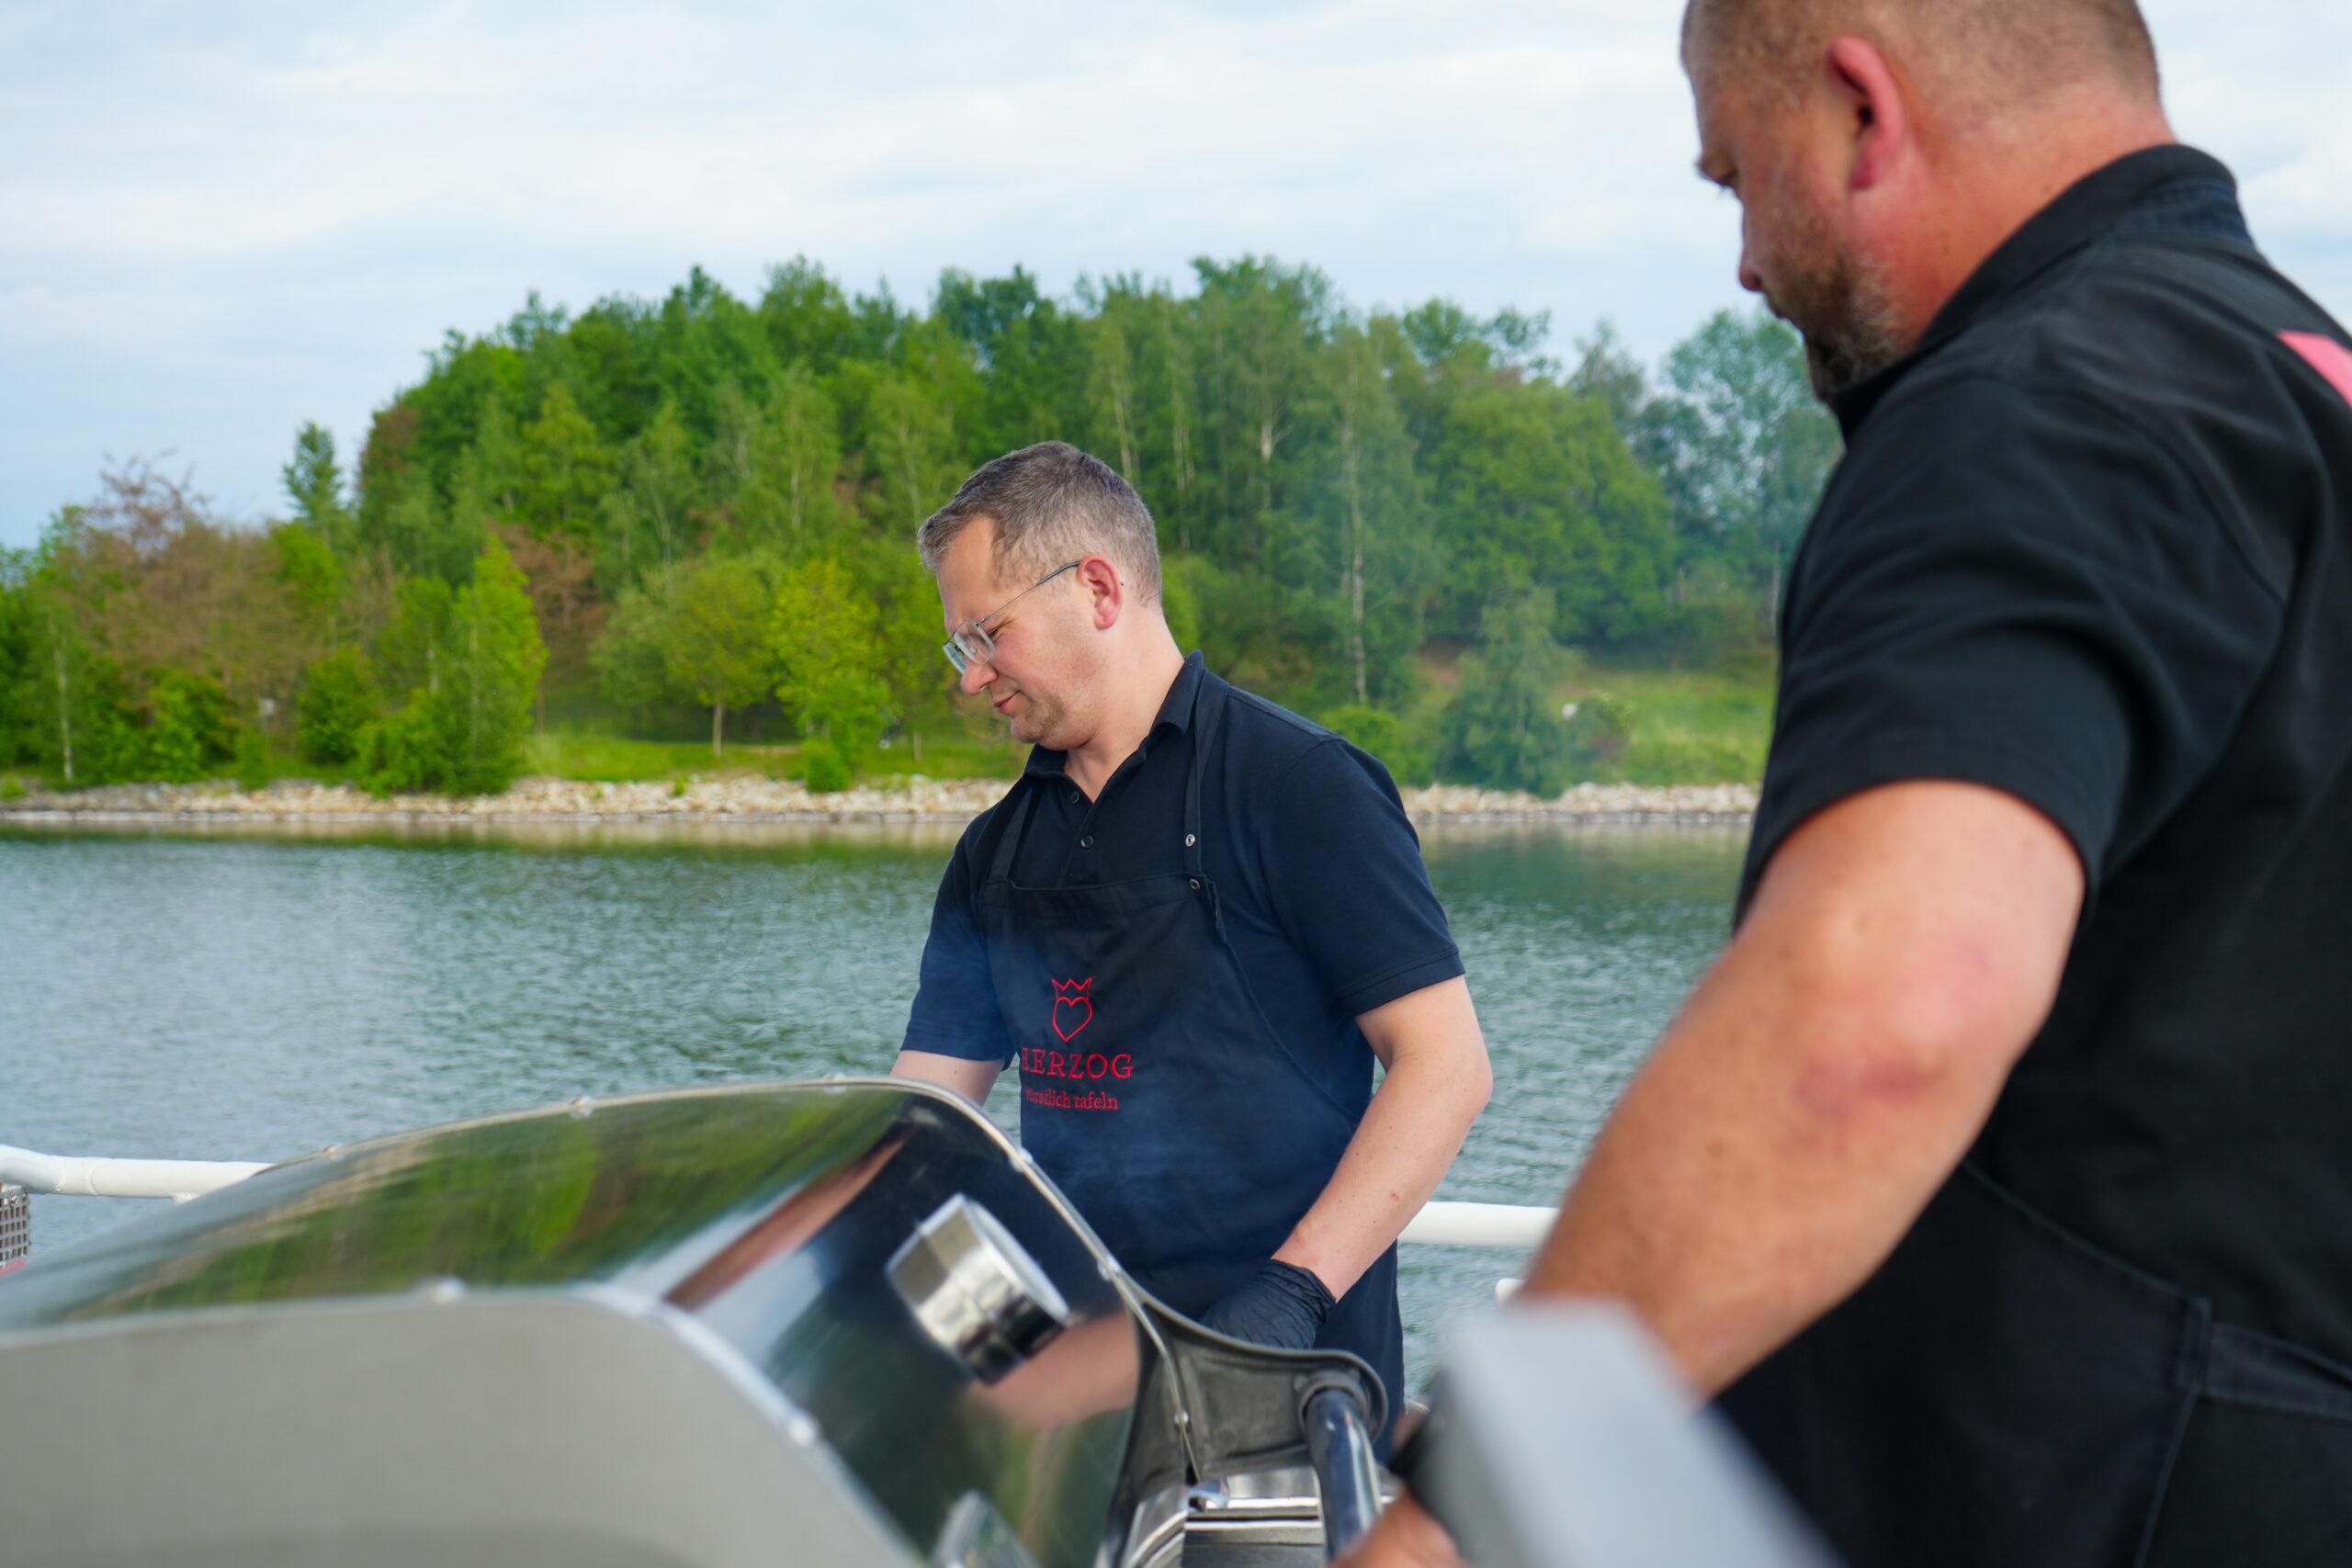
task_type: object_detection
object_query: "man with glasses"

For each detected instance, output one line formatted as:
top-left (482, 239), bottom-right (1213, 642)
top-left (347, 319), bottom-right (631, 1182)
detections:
top-left (892, 441), bottom-right (1492, 1439)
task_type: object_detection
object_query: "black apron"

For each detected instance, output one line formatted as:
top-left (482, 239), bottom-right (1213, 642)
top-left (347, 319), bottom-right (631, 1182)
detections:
top-left (1719, 1160), bottom-right (2352, 1566)
top-left (977, 675), bottom-right (1404, 1434)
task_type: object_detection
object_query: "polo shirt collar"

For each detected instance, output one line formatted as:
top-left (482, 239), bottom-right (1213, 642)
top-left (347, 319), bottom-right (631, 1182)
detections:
top-left (1830, 145), bottom-right (2240, 439)
top-left (1022, 651), bottom-right (1208, 778)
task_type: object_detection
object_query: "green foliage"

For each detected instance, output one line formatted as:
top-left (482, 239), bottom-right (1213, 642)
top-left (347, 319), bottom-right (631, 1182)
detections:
top-left (1321, 704), bottom-right (1434, 788)
top-left (233, 728), bottom-right (273, 792)
top-left (770, 556), bottom-right (892, 753)
top-left (272, 522), bottom-right (344, 620)
top-left (282, 423), bottom-right (354, 552)
top-left (597, 553), bottom-right (777, 755)
top-left (799, 738), bottom-right (853, 794)
top-left (1425, 378), bottom-right (1674, 646)
top-left (0, 547), bottom-right (38, 770)
top-left (518, 385), bottom-right (617, 541)
top-left (1581, 310), bottom-right (1838, 636)
top-left (433, 538), bottom-right (549, 794)
top-left (1563, 694), bottom-right (1634, 771)
top-left (299, 648), bottom-right (379, 764)
top-left (144, 671), bottom-right (237, 783)
top-left (356, 702), bottom-right (444, 795)
top-left (1444, 590), bottom-right (1578, 796)
top-left (356, 538), bottom-right (548, 795)
top-left (13, 262), bottom-right (1832, 795)
top-left (1160, 556), bottom-right (1204, 654)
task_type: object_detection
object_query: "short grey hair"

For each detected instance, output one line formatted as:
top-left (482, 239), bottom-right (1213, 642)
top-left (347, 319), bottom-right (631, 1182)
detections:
top-left (917, 442), bottom-right (1163, 604)
top-left (1685, 0), bottom-right (2161, 113)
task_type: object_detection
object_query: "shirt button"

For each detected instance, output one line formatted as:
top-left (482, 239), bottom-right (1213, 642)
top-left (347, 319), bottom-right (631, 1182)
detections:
top-left (1069, 790), bottom-right (1080, 805)
top-left (1080, 835), bottom-right (1095, 849)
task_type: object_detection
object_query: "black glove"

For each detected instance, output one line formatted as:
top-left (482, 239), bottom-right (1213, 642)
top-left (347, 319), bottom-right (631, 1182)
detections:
top-left (1200, 1259), bottom-right (1336, 1350)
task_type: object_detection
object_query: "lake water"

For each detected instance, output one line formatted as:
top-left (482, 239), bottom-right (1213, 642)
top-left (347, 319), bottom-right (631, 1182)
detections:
top-left (0, 820), bottom-right (1744, 1387)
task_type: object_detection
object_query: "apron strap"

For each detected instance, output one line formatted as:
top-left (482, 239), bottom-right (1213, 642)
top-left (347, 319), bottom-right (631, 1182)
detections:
top-left (985, 777), bottom-right (1040, 887)
top-left (1183, 673), bottom-right (1230, 880)
top-left (2203, 1318), bottom-right (2352, 1424)
top-left (986, 665), bottom-right (1228, 887)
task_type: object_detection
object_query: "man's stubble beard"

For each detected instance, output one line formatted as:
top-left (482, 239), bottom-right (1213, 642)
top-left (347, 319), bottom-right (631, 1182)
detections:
top-left (1003, 683), bottom-right (1070, 748)
top-left (1759, 215), bottom-right (1912, 402)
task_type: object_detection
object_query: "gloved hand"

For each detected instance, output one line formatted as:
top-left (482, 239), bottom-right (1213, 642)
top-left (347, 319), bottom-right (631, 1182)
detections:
top-left (1201, 1259), bottom-right (1336, 1350)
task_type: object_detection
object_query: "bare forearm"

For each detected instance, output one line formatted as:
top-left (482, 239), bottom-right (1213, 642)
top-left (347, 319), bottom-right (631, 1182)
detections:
top-left (1521, 784), bottom-right (2082, 1393)
top-left (1277, 978), bottom-right (1493, 1300)
top-left (1525, 938), bottom-right (2004, 1391)
top-left (891, 1048), bottom-right (1002, 1107)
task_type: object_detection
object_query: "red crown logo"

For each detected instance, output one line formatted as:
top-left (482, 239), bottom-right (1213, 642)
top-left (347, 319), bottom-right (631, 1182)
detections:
top-left (1051, 976), bottom-right (1093, 1042)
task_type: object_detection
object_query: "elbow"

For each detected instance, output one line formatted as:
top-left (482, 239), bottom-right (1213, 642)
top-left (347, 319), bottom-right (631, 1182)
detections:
top-left (1772, 922), bottom-right (2051, 1146)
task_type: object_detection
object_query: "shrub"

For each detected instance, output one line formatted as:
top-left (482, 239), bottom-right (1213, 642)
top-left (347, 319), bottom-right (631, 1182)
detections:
top-left (143, 671), bottom-right (236, 783)
top-left (1443, 590), bottom-right (1577, 796)
top-left (233, 729), bottom-right (273, 792)
top-left (1321, 704), bottom-right (1435, 788)
top-left (298, 649), bottom-right (378, 764)
top-left (1563, 694), bottom-right (1634, 771)
top-left (353, 538), bottom-right (548, 798)
top-left (356, 704), bottom-right (444, 796)
top-left (433, 539), bottom-right (547, 795)
top-left (801, 739), bottom-right (853, 794)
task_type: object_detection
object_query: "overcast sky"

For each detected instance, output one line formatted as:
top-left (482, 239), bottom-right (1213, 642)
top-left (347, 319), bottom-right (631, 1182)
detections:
top-left (4, 0), bottom-right (2346, 547)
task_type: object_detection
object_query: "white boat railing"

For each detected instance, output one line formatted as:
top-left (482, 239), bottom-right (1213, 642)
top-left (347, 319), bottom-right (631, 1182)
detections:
top-left (0, 1141), bottom-right (1562, 1244)
top-left (0, 1145), bottom-right (272, 1204)
top-left (1396, 1201), bottom-right (1555, 1248)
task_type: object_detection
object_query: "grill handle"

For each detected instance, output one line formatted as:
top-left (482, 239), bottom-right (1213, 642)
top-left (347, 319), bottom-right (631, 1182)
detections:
top-left (1301, 1380), bottom-right (1381, 1560)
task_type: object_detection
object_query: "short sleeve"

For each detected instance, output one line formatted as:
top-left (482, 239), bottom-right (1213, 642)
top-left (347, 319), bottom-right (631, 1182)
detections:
top-left (1743, 376), bottom-right (2285, 912)
top-left (901, 822), bottom-right (1012, 1063)
top-left (1258, 738), bottom-right (1464, 1017)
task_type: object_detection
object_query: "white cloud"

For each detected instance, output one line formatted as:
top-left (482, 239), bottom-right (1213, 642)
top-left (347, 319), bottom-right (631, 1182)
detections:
top-left (2, 0), bottom-right (2346, 543)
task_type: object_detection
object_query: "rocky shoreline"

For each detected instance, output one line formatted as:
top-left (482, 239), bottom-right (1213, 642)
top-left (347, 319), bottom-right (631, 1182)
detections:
top-left (0, 775), bottom-right (1757, 829)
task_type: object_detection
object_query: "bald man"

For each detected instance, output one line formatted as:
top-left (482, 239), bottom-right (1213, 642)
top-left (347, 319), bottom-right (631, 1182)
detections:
top-left (1358, 4), bottom-right (2352, 1565)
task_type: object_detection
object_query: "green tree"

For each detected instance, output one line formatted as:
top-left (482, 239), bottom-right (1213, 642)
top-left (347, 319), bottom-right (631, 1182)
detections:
top-left (666, 555), bottom-right (777, 755)
top-left (142, 671), bottom-right (237, 783)
top-left (733, 368), bottom-right (848, 556)
top-left (282, 423), bottom-right (354, 553)
top-left (517, 385), bottom-right (617, 542)
top-left (607, 401), bottom-right (702, 582)
top-left (298, 649), bottom-right (379, 764)
top-left (861, 373), bottom-right (963, 534)
top-left (1315, 321), bottom-right (1430, 706)
top-left (1623, 309), bottom-right (1840, 632)
top-left (1426, 378), bottom-right (1675, 647)
top-left (1321, 704), bottom-right (1434, 788)
top-left (1445, 589), bottom-right (1577, 796)
top-left (434, 537), bottom-right (549, 794)
top-left (769, 557), bottom-right (890, 756)
top-left (360, 540), bottom-right (546, 795)
top-left (376, 578), bottom-right (455, 700)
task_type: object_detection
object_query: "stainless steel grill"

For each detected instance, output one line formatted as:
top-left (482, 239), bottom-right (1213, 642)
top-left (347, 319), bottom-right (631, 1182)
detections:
top-left (0, 1183), bottom-right (28, 1273)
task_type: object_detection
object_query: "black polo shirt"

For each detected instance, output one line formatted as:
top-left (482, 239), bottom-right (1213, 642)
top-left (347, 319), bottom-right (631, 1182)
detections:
top-left (903, 654), bottom-right (1464, 1096)
top-left (1745, 146), bottom-right (2352, 1381)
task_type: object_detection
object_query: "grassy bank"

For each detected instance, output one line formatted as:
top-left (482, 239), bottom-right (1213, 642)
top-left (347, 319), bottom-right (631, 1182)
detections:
top-left (0, 661), bottom-right (1772, 800)
top-left (1567, 663), bottom-right (1774, 785)
top-left (514, 722), bottom-right (1028, 786)
top-left (1406, 648), bottom-right (1774, 787)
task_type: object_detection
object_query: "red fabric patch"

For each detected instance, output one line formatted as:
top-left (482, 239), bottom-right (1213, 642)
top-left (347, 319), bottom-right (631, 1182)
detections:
top-left (2282, 331), bottom-right (2352, 406)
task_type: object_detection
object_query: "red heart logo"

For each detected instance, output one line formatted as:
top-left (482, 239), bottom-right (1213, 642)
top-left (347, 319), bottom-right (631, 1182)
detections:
top-left (1051, 976), bottom-right (1093, 1042)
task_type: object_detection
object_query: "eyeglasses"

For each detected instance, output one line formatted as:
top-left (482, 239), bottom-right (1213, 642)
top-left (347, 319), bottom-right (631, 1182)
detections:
top-left (943, 560), bottom-right (1082, 675)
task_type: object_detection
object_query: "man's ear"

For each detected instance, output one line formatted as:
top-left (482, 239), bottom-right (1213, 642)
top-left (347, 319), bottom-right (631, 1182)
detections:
top-left (1079, 556), bottom-right (1125, 631)
top-left (1825, 35), bottom-right (1908, 193)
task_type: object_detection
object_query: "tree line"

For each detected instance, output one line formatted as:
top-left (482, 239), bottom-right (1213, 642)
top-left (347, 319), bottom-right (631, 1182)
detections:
top-left (0, 256), bottom-right (1835, 796)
